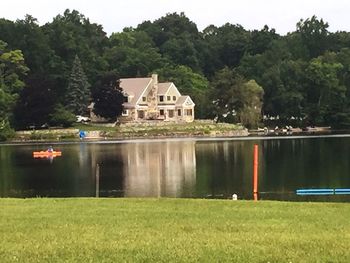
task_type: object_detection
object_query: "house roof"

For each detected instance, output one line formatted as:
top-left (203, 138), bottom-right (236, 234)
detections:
top-left (176, 96), bottom-right (195, 106)
top-left (120, 77), bottom-right (152, 106)
top-left (120, 76), bottom-right (194, 109)
top-left (158, 83), bottom-right (172, 95)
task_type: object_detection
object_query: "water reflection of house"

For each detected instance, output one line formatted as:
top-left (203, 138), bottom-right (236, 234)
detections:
top-left (123, 142), bottom-right (196, 197)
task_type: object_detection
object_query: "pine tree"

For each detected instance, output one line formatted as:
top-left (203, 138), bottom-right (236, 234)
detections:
top-left (65, 55), bottom-right (90, 115)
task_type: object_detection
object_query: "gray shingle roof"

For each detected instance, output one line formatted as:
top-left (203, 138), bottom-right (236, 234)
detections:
top-left (120, 76), bottom-right (194, 108)
top-left (120, 77), bottom-right (152, 106)
top-left (158, 83), bottom-right (172, 95)
top-left (176, 96), bottom-right (189, 106)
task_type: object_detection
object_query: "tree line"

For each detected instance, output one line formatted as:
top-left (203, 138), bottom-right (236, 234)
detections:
top-left (1, 9), bottom-right (350, 139)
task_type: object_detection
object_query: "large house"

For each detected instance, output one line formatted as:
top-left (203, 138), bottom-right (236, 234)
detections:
top-left (119, 74), bottom-right (195, 123)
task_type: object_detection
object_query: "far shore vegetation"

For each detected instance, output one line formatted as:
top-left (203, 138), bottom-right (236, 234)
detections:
top-left (1, 198), bottom-right (350, 262)
top-left (2, 11), bottom-right (350, 141)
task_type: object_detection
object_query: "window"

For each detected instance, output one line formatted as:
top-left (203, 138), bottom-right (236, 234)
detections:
top-left (122, 110), bottom-right (129, 116)
top-left (185, 109), bottom-right (192, 116)
top-left (167, 96), bottom-right (171, 101)
top-left (173, 96), bottom-right (176, 101)
top-left (159, 109), bottom-right (164, 116)
top-left (123, 96), bottom-right (128, 103)
top-left (142, 96), bottom-right (146, 102)
top-left (178, 109), bottom-right (182, 116)
top-left (168, 110), bottom-right (174, 118)
top-left (159, 96), bottom-right (164, 102)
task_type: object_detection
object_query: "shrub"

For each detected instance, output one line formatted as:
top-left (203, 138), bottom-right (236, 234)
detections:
top-left (49, 104), bottom-right (76, 128)
top-left (0, 119), bottom-right (15, 141)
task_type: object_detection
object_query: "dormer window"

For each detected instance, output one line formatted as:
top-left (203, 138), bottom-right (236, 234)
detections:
top-left (173, 96), bottom-right (176, 101)
top-left (159, 96), bottom-right (164, 102)
top-left (123, 95), bottom-right (134, 103)
top-left (142, 96), bottom-right (146, 102)
top-left (167, 96), bottom-right (171, 101)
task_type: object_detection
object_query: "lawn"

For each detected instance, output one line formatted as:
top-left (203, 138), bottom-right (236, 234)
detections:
top-left (1, 198), bottom-right (350, 262)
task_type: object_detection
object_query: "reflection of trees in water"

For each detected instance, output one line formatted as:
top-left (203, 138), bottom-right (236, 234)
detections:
top-left (123, 142), bottom-right (196, 197)
top-left (0, 145), bottom-right (86, 197)
top-left (2, 138), bottom-right (350, 199)
top-left (89, 144), bottom-right (124, 197)
top-left (262, 138), bottom-right (350, 191)
top-left (195, 141), bottom-right (254, 199)
top-left (195, 138), bottom-right (350, 199)
top-left (0, 147), bottom-right (14, 197)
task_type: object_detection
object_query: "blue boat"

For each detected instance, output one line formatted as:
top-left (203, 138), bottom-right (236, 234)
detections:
top-left (334, 189), bottom-right (350, 195)
top-left (296, 189), bottom-right (334, 195)
top-left (296, 188), bottom-right (350, 195)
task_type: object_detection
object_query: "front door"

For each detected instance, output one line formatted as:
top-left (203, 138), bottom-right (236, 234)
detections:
top-left (137, 110), bottom-right (145, 119)
top-left (168, 110), bottom-right (174, 118)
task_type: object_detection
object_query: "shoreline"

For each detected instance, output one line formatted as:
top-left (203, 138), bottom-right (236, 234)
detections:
top-left (3, 121), bottom-right (350, 144)
top-left (7, 121), bottom-right (249, 144)
top-left (3, 133), bottom-right (248, 145)
top-left (3, 131), bottom-right (350, 146)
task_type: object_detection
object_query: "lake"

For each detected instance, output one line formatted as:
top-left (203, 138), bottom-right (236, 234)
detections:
top-left (1, 135), bottom-right (350, 201)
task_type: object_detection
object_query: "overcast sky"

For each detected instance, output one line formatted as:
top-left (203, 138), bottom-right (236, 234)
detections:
top-left (1, 0), bottom-right (349, 35)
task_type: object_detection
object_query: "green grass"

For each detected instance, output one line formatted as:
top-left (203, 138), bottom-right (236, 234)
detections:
top-left (1, 198), bottom-right (349, 262)
top-left (72, 123), bottom-right (117, 132)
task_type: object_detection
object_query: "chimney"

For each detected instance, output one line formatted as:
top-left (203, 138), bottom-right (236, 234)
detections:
top-left (147, 74), bottom-right (158, 119)
top-left (151, 73), bottom-right (158, 101)
top-left (151, 74), bottom-right (158, 86)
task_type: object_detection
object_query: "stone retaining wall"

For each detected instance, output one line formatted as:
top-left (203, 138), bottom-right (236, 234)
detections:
top-left (13, 121), bottom-right (248, 142)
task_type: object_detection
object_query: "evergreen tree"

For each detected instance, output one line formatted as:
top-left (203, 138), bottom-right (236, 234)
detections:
top-left (65, 55), bottom-right (90, 115)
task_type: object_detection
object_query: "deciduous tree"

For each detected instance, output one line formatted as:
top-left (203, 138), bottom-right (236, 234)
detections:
top-left (238, 80), bottom-right (264, 128)
top-left (105, 30), bottom-right (164, 77)
top-left (91, 72), bottom-right (124, 121)
top-left (0, 40), bottom-right (28, 139)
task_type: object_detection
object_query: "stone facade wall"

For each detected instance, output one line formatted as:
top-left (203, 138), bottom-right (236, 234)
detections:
top-left (146, 74), bottom-right (158, 120)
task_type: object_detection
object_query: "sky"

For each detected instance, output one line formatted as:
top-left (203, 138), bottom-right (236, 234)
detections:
top-left (1, 0), bottom-right (350, 35)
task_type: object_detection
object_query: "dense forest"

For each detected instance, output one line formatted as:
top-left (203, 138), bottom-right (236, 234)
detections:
top-left (1, 9), bottom-right (350, 139)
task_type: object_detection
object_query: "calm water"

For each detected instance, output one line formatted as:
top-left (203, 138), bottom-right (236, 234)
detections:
top-left (1, 136), bottom-right (350, 201)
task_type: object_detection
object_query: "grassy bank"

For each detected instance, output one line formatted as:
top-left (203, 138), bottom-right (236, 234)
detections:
top-left (13, 121), bottom-right (248, 141)
top-left (1, 198), bottom-right (350, 262)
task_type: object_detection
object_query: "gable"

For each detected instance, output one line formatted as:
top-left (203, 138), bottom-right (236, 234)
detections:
top-left (176, 96), bottom-right (195, 107)
top-left (120, 77), bottom-right (152, 106)
top-left (158, 83), bottom-right (181, 97)
top-left (165, 83), bottom-right (181, 97)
